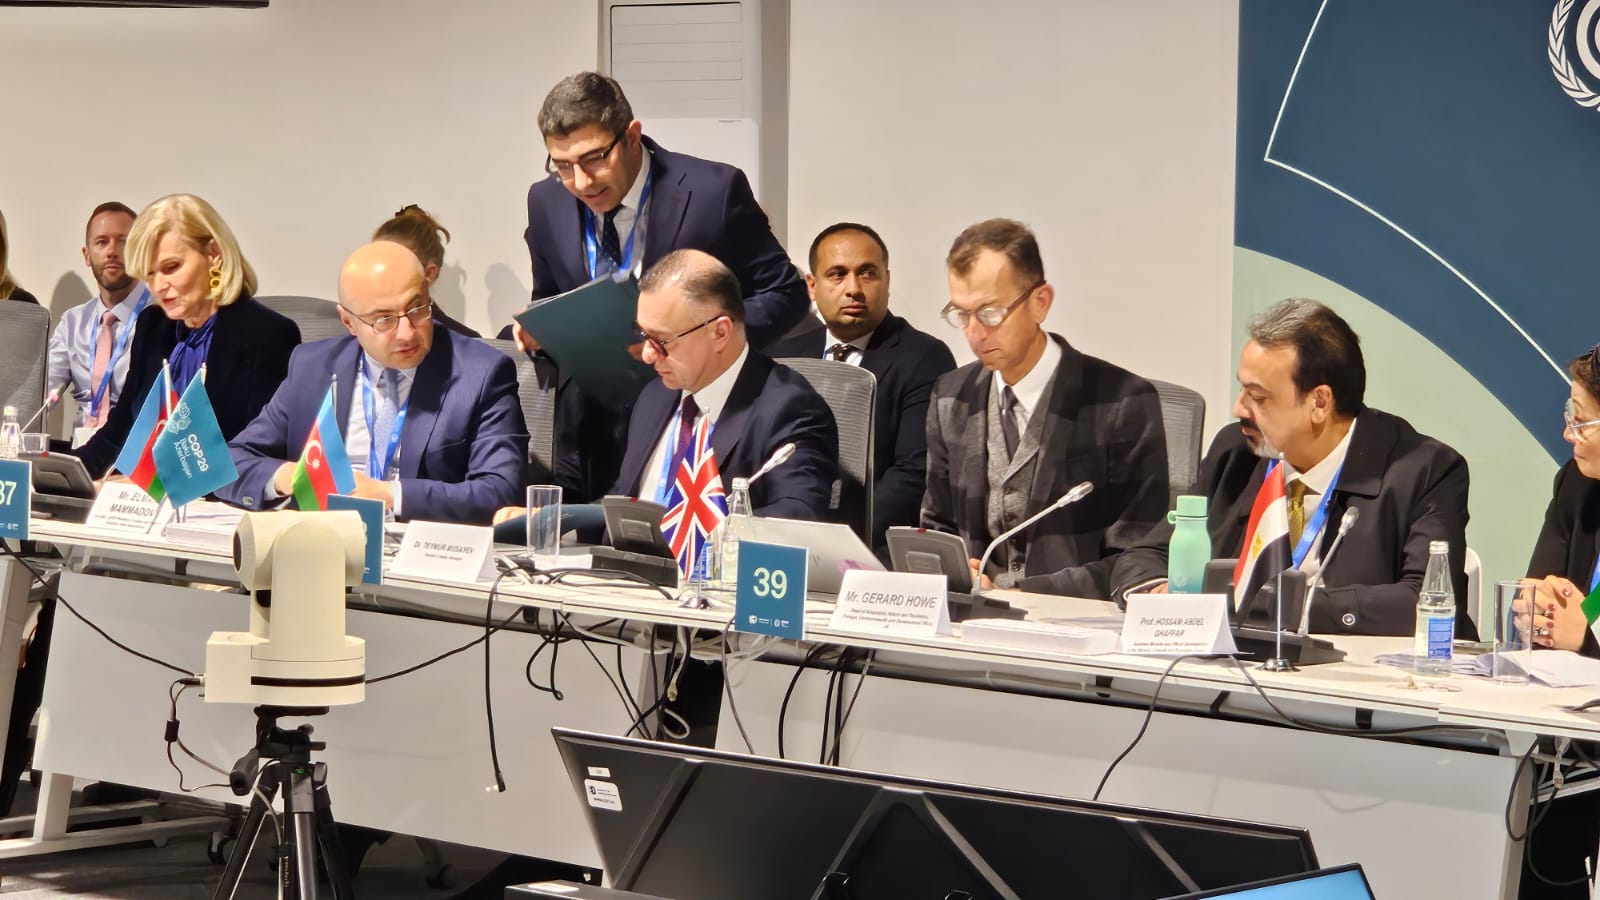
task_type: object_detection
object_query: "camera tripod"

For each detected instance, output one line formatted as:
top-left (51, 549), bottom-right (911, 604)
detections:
top-left (212, 706), bottom-right (354, 900)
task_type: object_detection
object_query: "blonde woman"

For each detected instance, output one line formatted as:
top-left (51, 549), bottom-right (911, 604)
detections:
top-left (0, 209), bottom-right (40, 304)
top-left (73, 194), bottom-right (300, 475)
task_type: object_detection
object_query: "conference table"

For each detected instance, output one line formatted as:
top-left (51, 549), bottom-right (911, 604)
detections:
top-left (2, 518), bottom-right (1598, 898)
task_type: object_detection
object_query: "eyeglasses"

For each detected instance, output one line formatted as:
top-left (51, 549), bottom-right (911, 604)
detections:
top-left (635, 315), bottom-right (724, 359)
top-left (546, 133), bottom-right (624, 181)
top-left (1565, 397), bottom-right (1600, 439)
top-left (341, 299), bottom-right (432, 334)
top-left (940, 279), bottom-right (1046, 329)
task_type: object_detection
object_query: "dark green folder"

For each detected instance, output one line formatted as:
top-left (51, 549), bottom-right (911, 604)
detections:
top-left (513, 272), bottom-right (654, 410)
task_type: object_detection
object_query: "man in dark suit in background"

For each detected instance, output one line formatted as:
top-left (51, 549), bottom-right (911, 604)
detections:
top-left (222, 241), bottom-right (526, 525)
top-left (612, 248), bottom-right (836, 520)
top-left (1110, 299), bottom-right (1473, 637)
top-left (768, 222), bottom-right (956, 554)
top-left (510, 72), bottom-right (810, 503)
top-left (922, 219), bottom-right (1169, 600)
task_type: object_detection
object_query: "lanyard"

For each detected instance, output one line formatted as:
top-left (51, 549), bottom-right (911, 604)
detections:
top-left (87, 286), bottom-right (150, 410)
top-left (1266, 459), bottom-right (1345, 567)
top-left (1589, 551), bottom-right (1600, 593)
top-left (360, 363), bottom-right (409, 479)
top-left (583, 165), bottom-right (654, 279)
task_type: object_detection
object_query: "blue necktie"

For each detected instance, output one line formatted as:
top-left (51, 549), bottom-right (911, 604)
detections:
top-left (370, 368), bottom-right (400, 477)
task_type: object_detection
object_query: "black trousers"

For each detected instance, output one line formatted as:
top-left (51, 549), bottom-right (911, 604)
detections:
top-left (0, 594), bottom-right (53, 817)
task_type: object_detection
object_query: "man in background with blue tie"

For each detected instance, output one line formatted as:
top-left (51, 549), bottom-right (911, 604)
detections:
top-left (44, 202), bottom-right (149, 445)
top-left (222, 241), bottom-right (526, 524)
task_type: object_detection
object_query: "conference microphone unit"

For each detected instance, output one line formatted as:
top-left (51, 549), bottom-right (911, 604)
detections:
top-left (1296, 506), bottom-right (1360, 635)
top-left (21, 383), bottom-right (68, 432)
top-left (746, 442), bottom-right (796, 486)
top-left (972, 481), bottom-right (1093, 595)
top-left (1229, 507), bottom-right (1360, 667)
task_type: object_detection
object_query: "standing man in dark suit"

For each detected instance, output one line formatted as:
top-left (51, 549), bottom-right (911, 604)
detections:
top-left (222, 241), bottom-right (527, 525)
top-left (512, 72), bottom-right (810, 503)
top-left (612, 249), bottom-right (836, 520)
top-left (922, 219), bottom-right (1169, 600)
top-left (768, 222), bottom-right (956, 553)
top-left (1109, 299), bottom-right (1474, 638)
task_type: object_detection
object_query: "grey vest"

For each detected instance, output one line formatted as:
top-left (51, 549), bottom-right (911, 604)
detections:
top-left (984, 378), bottom-right (1054, 587)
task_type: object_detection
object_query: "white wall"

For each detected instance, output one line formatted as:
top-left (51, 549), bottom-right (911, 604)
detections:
top-left (787, 0), bottom-right (1241, 437)
top-left (2, 0), bottom-right (596, 336)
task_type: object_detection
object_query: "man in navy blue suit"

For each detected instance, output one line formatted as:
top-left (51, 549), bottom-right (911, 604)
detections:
top-left (222, 241), bottom-right (526, 525)
top-left (511, 72), bottom-right (810, 503)
top-left (612, 249), bottom-right (836, 520)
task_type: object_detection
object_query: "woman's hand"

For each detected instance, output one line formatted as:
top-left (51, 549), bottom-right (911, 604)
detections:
top-left (1530, 576), bottom-right (1589, 651)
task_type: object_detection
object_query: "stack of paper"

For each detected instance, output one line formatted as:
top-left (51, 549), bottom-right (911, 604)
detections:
top-left (1374, 649), bottom-right (1600, 687)
top-left (959, 617), bottom-right (1120, 655)
top-left (163, 501), bottom-right (245, 551)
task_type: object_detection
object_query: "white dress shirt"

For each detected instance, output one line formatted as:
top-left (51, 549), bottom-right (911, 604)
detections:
top-left (638, 344), bottom-right (749, 505)
top-left (45, 285), bottom-right (149, 428)
top-left (819, 325), bottom-right (872, 367)
top-left (1285, 419), bottom-right (1357, 578)
top-left (990, 333), bottom-right (1063, 436)
top-left (596, 144), bottom-right (653, 277)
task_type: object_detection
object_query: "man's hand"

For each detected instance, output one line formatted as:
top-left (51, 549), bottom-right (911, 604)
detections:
top-left (350, 474), bottom-right (395, 509)
top-left (271, 462), bottom-right (296, 497)
top-left (968, 557), bottom-right (995, 591)
top-left (492, 506), bottom-right (525, 526)
top-left (512, 322), bottom-right (542, 354)
top-left (1148, 582), bottom-right (1170, 595)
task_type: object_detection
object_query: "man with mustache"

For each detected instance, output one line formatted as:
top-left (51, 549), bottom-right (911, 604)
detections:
top-left (922, 219), bottom-right (1169, 599)
top-left (1110, 298), bottom-right (1474, 637)
top-left (45, 202), bottom-right (149, 443)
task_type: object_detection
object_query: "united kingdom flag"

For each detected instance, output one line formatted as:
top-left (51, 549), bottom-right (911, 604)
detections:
top-left (660, 415), bottom-right (728, 582)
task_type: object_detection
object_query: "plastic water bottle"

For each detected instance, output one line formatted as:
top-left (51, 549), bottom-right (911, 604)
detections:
top-left (1166, 495), bottom-right (1211, 593)
top-left (1413, 540), bottom-right (1456, 676)
top-left (0, 406), bottom-right (20, 460)
top-left (716, 477), bottom-right (754, 589)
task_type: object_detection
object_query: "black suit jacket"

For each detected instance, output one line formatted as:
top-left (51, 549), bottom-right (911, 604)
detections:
top-left (921, 334), bottom-right (1170, 599)
top-left (1110, 409), bottom-right (1475, 638)
top-left (74, 296), bottom-right (300, 476)
top-left (1527, 459), bottom-right (1600, 655)
top-left (768, 314), bottom-right (957, 553)
top-left (611, 350), bottom-right (838, 521)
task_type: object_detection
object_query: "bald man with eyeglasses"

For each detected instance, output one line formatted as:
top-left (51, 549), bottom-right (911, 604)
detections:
top-left (921, 219), bottom-right (1169, 600)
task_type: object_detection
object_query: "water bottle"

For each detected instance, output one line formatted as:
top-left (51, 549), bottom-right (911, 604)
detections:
top-left (1166, 495), bottom-right (1211, 593)
top-left (716, 477), bottom-right (754, 589)
top-left (1413, 540), bottom-right (1456, 676)
top-left (0, 406), bottom-right (20, 460)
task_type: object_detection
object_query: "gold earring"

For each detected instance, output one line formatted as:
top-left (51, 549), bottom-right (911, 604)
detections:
top-left (208, 265), bottom-right (222, 297)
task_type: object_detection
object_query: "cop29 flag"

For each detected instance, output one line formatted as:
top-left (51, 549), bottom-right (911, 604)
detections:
top-left (150, 376), bottom-right (238, 507)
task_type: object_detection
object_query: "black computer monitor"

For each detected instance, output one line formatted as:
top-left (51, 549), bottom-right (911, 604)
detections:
top-left (552, 728), bottom-right (1318, 900)
top-left (1162, 863), bottom-right (1374, 899)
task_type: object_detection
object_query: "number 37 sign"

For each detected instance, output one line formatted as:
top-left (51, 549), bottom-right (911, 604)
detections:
top-left (734, 540), bottom-right (807, 640)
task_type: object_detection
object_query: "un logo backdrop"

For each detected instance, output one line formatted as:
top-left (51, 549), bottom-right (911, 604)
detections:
top-left (1235, 0), bottom-right (1600, 594)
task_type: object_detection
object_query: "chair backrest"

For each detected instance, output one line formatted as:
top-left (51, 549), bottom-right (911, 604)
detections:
top-left (0, 301), bottom-right (49, 419)
top-left (1148, 378), bottom-right (1206, 503)
top-left (482, 339), bottom-right (559, 484)
top-left (775, 357), bottom-right (875, 539)
top-left (256, 295), bottom-right (349, 343)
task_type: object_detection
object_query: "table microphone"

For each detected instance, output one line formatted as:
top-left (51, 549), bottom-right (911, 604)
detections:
top-left (21, 383), bottom-right (69, 432)
top-left (973, 481), bottom-right (1093, 593)
top-left (746, 442), bottom-right (796, 486)
top-left (1295, 506), bottom-right (1360, 635)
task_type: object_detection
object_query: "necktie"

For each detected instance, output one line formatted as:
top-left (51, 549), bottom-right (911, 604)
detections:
top-left (88, 309), bottom-right (118, 426)
top-left (1287, 479), bottom-right (1309, 547)
top-left (999, 385), bottom-right (1021, 458)
top-left (827, 342), bottom-right (854, 362)
top-left (601, 208), bottom-right (623, 268)
top-left (672, 394), bottom-right (700, 469)
top-left (370, 368), bottom-right (401, 477)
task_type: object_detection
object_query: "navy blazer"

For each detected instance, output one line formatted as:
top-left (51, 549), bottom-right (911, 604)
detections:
top-left (523, 136), bottom-right (809, 347)
top-left (769, 314), bottom-right (957, 553)
top-left (220, 328), bottom-right (527, 525)
top-left (1110, 410), bottom-right (1474, 638)
top-left (74, 296), bottom-right (300, 477)
top-left (1527, 459), bottom-right (1600, 656)
top-left (610, 350), bottom-right (838, 521)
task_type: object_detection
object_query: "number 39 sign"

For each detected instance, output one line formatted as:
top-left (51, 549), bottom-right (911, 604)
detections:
top-left (734, 540), bottom-right (807, 640)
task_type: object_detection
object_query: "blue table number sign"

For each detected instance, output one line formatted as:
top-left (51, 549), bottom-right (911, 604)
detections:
top-left (0, 459), bottom-right (31, 541)
top-left (735, 540), bottom-right (806, 640)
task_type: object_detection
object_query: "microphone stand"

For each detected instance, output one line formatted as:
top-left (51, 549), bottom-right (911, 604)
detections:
top-left (974, 481), bottom-right (1092, 594)
top-left (1262, 568), bottom-right (1296, 672)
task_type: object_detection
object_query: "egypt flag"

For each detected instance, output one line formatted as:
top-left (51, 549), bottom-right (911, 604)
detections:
top-left (113, 376), bottom-right (178, 502)
top-left (1232, 460), bottom-right (1291, 613)
top-left (290, 386), bottom-right (356, 511)
top-left (659, 416), bottom-right (727, 582)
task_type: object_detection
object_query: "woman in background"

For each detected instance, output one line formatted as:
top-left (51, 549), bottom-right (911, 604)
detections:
top-left (0, 210), bottom-right (40, 304)
top-left (1526, 344), bottom-right (1600, 657)
top-left (374, 204), bottom-right (479, 337)
top-left (73, 193), bottom-right (300, 475)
